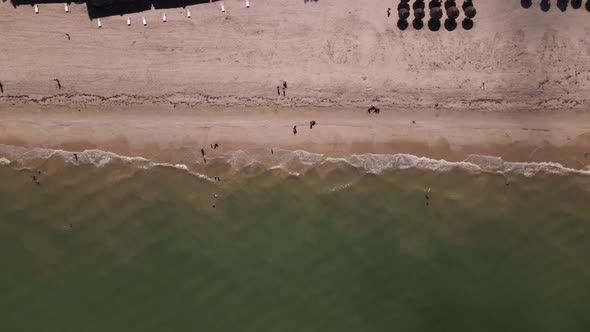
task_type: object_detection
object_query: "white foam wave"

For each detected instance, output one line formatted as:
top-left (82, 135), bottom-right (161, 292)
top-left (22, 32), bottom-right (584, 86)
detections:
top-left (1, 144), bottom-right (587, 178)
top-left (0, 144), bottom-right (213, 181)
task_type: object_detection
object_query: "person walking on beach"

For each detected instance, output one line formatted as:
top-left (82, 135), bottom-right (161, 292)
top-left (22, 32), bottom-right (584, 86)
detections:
top-left (309, 120), bottom-right (316, 129)
top-left (277, 86), bottom-right (281, 96)
top-left (66, 33), bottom-right (70, 40)
top-left (214, 143), bottom-right (219, 149)
top-left (0, 81), bottom-right (3, 93)
top-left (201, 148), bottom-right (205, 157)
top-left (282, 81), bottom-right (287, 97)
top-left (387, 8), bottom-right (391, 17)
top-left (293, 126), bottom-right (297, 135)
top-left (74, 153), bottom-right (78, 161)
top-left (54, 78), bottom-right (61, 89)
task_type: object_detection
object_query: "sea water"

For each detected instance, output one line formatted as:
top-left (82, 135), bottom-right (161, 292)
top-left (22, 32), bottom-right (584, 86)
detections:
top-left (1, 144), bottom-right (590, 331)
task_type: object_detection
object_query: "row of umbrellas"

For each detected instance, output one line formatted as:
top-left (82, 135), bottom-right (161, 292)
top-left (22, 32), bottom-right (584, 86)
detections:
top-left (397, 0), bottom-right (476, 21)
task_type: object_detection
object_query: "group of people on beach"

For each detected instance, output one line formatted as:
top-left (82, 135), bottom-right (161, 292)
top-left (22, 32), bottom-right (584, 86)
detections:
top-left (30, 170), bottom-right (42, 185)
top-left (293, 120), bottom-right (317, 135)
top-left (277, 80), bottom-right (287, 97)
top-left (367, 105), bottom-right (381, 114)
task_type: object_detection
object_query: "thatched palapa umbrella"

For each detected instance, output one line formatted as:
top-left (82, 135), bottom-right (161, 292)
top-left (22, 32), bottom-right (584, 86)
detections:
top-left (414, 8), bottom-right (425, 20)
top-left (430, 6), bottom-right (443, 20)
top-left (464, 6), bottom-right (477, 19)
top-left (398, 8), bottom-right (410, 20)
top-left (446, 6), bottom-right (459, 20)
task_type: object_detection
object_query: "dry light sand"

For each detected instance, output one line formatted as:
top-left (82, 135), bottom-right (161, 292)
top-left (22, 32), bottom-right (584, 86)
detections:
top-left (1, 0), bottom-right (590, 168)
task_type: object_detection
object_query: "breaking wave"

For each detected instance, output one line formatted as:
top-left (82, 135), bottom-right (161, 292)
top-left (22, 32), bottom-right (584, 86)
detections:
top-left (0, 144), bottom-right (588, 178)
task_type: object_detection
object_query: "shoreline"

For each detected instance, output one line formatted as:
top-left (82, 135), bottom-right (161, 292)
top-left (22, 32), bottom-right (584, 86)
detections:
top-left (2, 104), bottom-right (590, 171)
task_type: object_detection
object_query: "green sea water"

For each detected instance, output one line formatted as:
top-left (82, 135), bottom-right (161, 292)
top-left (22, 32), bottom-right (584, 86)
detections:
top-left (1, 151), bottom-right (590, 332)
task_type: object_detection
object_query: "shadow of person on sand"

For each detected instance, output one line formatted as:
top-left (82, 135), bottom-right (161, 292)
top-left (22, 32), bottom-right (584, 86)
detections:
top-left (520, 0), bottom-right (532, 9)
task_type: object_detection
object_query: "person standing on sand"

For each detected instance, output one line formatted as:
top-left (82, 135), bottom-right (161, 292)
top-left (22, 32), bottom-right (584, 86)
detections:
top-left (74, 153), bottom-right (78, 161)
top-left (293, 126), bottom-right (297, 135)
top-left (0, 81), bottom-right (3, 93)
top-left (277, 86), bottom-right (281, 96)
top-left (282, 81), bottom-right (287, 97)
top-left (66, 33), bottom-right (70, 40)
top-left (201, 148), bottom-right (205, 157)
top-left (54, 78), bottom-right (61, 89)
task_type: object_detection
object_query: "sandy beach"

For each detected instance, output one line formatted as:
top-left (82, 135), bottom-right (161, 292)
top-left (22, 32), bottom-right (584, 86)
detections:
top-left (2, 104), bottom-right (590, 170)
top-left (1, 0), bottom-right (590, 167)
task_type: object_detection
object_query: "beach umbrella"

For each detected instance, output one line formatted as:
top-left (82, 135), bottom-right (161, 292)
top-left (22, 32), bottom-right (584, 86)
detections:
top-left (414, 7), bottom-right (425, 20)
top-left (398, 8), bottom-right (410, 20)
top-left (446, 6), bottom-right (459, 20)
top-left (464, 6), bottom-right (477, 18)
top-left (430, 7), bottom-right (443, 20)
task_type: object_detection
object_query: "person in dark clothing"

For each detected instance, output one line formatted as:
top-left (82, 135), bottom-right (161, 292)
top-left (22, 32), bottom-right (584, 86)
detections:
top-left (277, 86), bottom-right (281, 96)
top-left (0, 82), bottom-right (3, 93)
top-left (66, 33), bottom-right (71, 40)
top-left (54, 78), bottom-right (61, 89)
top-left (293, 126), bottom-right (297, 135)
top-left (309, 120), bottom-right (316, 129)
top-left (387, 8), bottom-right (391, 16)
top-left (201, 148), bottom-right (205, 157)
top-left (214, 143), bottom-right (219, 149)
top-left (74, 153), bottom-right (78, 161)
